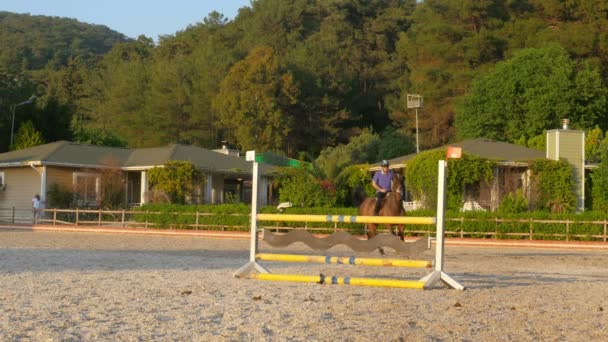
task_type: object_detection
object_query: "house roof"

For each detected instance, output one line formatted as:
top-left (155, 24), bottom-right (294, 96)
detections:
top-left (0, 141), bottom-right (132, 167)
top-left (125, 144), bottom-right (273, 176)
top-left (371, 138), bottom-right (546, 170)
top-left (0, 141), bottom-right (274, 176)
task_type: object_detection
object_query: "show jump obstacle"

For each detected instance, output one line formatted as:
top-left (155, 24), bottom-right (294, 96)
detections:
top-left (234, 151), bottom-right (464, 290)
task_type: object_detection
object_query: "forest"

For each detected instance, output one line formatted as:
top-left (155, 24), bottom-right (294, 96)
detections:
top-left (2, 0), bottom-right (608, 161)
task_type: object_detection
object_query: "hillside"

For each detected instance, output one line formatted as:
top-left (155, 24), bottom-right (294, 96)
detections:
top-left (0, 11), bottom-right (129, 71)
top-left (2, 1), bottom-right (608, 159)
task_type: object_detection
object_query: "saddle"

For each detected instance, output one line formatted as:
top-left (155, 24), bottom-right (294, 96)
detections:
top-left (374, 192), bottom-right (392, 214)
top-left (376, 193), bottom-right (390, 203)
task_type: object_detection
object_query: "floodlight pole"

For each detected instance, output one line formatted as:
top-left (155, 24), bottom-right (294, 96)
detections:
top-left (407, 94), bottom-right (422, 154)
top-left (415, 107), bottom-right (419, 154)
top-left (9, 104), bottom-right (16, 149)
top-left (9, 95), bottom-right (37, 149)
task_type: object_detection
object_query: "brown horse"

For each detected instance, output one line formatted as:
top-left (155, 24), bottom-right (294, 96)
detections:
top-left (358, 172), bottom-right (405, 242)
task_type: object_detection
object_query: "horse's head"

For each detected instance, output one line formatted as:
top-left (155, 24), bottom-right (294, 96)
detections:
top-left (392, 172), bottom-right (403, 195)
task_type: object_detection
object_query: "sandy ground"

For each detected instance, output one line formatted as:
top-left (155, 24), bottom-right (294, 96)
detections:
top-left (0, 229), bottom-right (607, 341)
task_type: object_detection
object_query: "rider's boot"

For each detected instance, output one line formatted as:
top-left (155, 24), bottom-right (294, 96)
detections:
top-left (374, 198), bottom-right (381, 216)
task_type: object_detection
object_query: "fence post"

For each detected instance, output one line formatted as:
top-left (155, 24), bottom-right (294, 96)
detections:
top-left (145, 210), bottom-right (149, 229)
top-left (12, 206), bottom-right (15, 224)
top-left (121, 209), bottom-right (125, 228)
top-left (566, 219), bottom-right (570, 242)
top-left (334, 222), bottom-right (337, 233)
top-left (460, 217), bottom-right (464, 238)
top-left (98, 208), bottom-right (102, 226)
top-left (195, 211), bottom-right (199, 230)
top-left (53, 208), bottom-right (57, 226)
top-left (76, 208), bottom-right (79, 225)
top-left (529, 218), bottom-right (533, 240)
top-left (604, 220), bottom-right (607, 243)
top-left (494, 217), bottom-right (498, 239)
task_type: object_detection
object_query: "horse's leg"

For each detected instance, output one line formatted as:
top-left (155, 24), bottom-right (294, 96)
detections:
top-left (389, 224), bottom-right (404, 241)
top-left (367, 223), bottom-right (376, 239)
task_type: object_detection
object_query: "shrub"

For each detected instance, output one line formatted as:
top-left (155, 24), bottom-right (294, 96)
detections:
top-left (529, 159), bottom-right (576, 212)
top-left (406, 149), bottom-right (494, 210)
top-left (498, 190), bottom-right (529, 213)
top-left (591, 145), bottom-right (608, 211)
top-left (47, 183), bottom-right (75, 208)
top-left (98, 166), bottom-right (126, 209)
top-left (405, 150), bottom-right (443, 209)
top-left (274, 166), bottom-right (337, 207)
top-left (148, 161), bottom-right (204, 204)
top-left (335, 164), bottom-right (375, 206)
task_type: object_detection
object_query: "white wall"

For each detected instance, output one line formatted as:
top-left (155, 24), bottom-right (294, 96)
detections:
top-left (0, 167), bottom-right (40, 222)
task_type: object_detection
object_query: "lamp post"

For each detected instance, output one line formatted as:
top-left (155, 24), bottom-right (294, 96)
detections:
top-left (9, 95), bottom-right (36, 149)
top-left (407, 94), bottom-right (423, 153)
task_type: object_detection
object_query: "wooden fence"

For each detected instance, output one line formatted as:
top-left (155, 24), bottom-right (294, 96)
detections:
top-left (0, 207), bottom-right (606, 242)
top-left (404, 217), bottom-right (608, 242)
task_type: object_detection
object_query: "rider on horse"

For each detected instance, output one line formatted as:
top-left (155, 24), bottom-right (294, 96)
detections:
top-left (371, 159), bottom-right (393, 216)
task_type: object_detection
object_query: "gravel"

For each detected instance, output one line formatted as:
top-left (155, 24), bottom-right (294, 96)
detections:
top-left (1, 230), bottom-right (607, 341)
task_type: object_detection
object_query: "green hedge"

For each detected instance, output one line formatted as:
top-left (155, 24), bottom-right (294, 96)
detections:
top-left (131, 204), bottom-right (608, 241)
top-left (132, 204), bottom-right (252, 230)
top-left (132, 204), bottom-right (365, 232)
top-left (439, 210), bottom-right (608, 241)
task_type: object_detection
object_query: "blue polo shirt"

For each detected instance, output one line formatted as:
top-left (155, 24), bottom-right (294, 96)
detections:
top-left (372, 170), bottom-right (393, 192)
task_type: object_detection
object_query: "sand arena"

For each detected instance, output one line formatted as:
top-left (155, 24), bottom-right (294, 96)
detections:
top-left (1, 229), bottom-right (607, 341)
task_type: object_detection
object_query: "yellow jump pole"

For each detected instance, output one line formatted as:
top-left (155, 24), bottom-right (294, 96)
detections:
top-left (256, 253), bottom-right (432, 268)
top-left (256, 213), bottom-right (435, 225)
top-left (251, 273), bottom-right (426, 289)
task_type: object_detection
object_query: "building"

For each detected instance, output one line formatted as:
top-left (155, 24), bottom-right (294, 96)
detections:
top-left (371, 132), bottom-right (589, 211)
top-left (0, 141), bottom-right (275, 220)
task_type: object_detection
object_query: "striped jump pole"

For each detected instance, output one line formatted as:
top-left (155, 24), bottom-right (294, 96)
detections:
top-left (256, 253), bottom-right (432, 268)
top-left (250, 273), bottom-right (425, 289)
top-left (256, 213), bottom-right (435, 225)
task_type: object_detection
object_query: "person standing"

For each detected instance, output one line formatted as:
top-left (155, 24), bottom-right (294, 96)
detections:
top-left (372, 160), bottom-right (393, 215)
top-left (32, 194), bottom-right (41, 223)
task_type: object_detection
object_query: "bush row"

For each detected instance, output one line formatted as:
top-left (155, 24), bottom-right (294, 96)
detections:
top-left (130, 204), bottom-right (608, 240)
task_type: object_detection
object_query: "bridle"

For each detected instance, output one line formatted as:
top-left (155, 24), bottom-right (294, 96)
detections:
top-left (391, 174), bottom-right (403, 196)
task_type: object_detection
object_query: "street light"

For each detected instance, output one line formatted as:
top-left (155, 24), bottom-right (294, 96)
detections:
top-left (407, 94), bottom-right (423, 153)
top-left (10, 95), bottom-right (37, 149)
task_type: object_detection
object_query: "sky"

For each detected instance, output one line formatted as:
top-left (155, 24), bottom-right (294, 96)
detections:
top-left (1, 0), bottom-right (252, 41)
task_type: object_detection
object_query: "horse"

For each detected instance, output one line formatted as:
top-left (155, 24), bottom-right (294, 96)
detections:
top-left (358, 172), bottom-right (406, 246)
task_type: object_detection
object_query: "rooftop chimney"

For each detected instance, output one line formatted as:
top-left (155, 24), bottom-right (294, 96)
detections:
top-left (213, 141), bottom-right (240, 157)
top-left (546, 121), bottom-right (585, 211)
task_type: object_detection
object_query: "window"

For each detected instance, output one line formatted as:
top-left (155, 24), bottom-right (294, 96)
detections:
top-left (73, 172), bottom-right (100, 205)
top-left (0, 172), bottom-right (5, 191)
